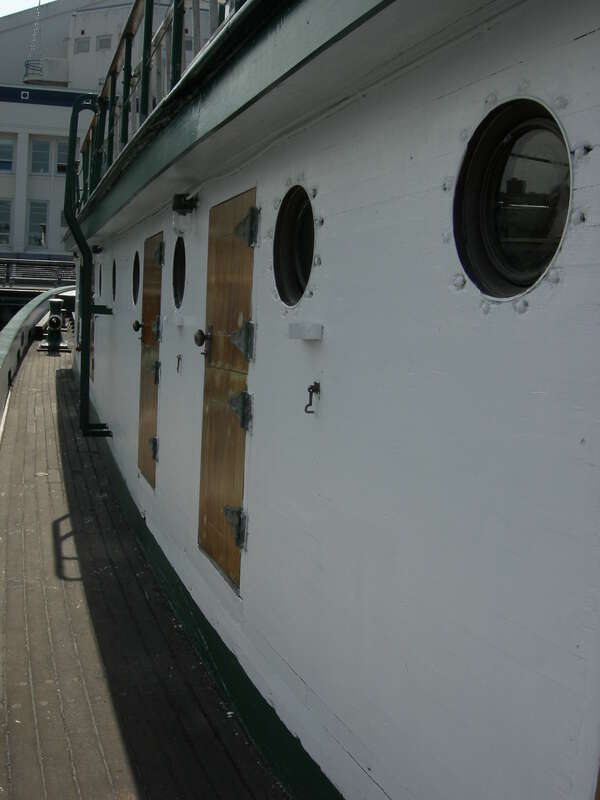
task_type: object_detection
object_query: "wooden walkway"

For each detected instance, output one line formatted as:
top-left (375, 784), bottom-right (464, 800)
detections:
top-left (0, 344), bottom-right (291, 800)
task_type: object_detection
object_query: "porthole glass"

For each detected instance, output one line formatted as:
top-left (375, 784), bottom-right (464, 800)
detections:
top-left (132, 251), bottom-right (140, 305)
top-left (172, 236), bottom-right (185, 308)
top-left (274, 185), bottom-right (314, 306)
top-left (454, 100), bottom-right (570, 298)
top-left (112, 259), bottom-right (116, 302)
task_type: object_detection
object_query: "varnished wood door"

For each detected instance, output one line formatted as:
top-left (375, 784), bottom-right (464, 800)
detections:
top-left (198, 189), bottom-right (255, 588)
top-left (137, 232), bottom-right (163, 488)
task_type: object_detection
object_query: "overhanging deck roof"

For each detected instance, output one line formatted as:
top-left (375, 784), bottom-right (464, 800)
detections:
top-left (78, 0), bottom-right (524, 241)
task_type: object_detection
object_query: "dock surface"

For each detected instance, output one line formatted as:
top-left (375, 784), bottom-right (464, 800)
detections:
top-left (0, 345), bottom-right (290, 800)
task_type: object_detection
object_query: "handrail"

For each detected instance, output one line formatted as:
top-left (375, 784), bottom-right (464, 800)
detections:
top-left (77, 0), bottom-right (238, 202)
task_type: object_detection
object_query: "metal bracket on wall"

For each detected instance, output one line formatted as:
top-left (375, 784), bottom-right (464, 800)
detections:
top-left (229, 319), bottom-right (254, 361)
top-left (91, 304), bottom-right (113, 315)
top-left (234, 206), bottom-right (260, 247)
top-left (228, 390), bottom-right (252, 430)
top-left (223, 505), bottom-right (247, 549)
top-left (172, 193), bottom-right (198, 215)
top-left (154, 241), bottom-right (165, 266)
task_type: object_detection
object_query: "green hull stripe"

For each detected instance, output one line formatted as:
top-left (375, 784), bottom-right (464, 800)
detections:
top-left (91, 402), bottom-right (343, 800)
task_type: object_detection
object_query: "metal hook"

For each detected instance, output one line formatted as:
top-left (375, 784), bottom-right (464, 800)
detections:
top-left (304, 381), bottom-right (320, 414)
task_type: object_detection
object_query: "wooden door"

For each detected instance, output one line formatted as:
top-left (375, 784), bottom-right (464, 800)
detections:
top-left (137, 232), bottom-right (163, 488)
top-left (198, 189), bottom-right (256, 588)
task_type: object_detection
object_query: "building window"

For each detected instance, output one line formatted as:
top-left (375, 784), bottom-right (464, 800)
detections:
top-left (454, 100), bottom-right (571, 298)
top-left (28, 201), bottom-right (48, 247)
top-left (96, 35), bottom-right (112, 51)
top-left (74, 36), bottom-right (90, 53)
top-left (0, 200), bottom-right (11, 245)
top-left (0, 141), bottom-right (14, 172)
top-left (56, 141), bottom-right (68, 174)
top-left (31, 139), bottom-right (50, 174)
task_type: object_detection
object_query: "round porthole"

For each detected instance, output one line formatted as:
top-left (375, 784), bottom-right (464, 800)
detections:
top-left (454, 100), bottom-right (570, 298)
top-left (172, 237), bottom-right (185, 308)
top-left (132, 251), bottom-right (140, 305)
top-left (112, 259), bottom-right (116, 302)
top-left (274, 185), bottom-right (315, 306)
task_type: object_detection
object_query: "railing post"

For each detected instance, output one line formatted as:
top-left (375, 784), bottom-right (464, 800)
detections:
top-left (209, 0), bottom-right (219, 34)
top-left (90, 96), bottom-right (107, 190)
top-left (120, 33), bottom-right (133, 146)
top-left (170, 0), bottom-right (184, 89)
top-left (86, 132), bottom-right (93, 198)
top-left (107, 72), bottom-right (117, 166)
top-left (192, 0), bottom-right (201, 53)
top-left (82, 143), bottom-right (90, 204)
top-left (140, 0), bottom-right (155, 120)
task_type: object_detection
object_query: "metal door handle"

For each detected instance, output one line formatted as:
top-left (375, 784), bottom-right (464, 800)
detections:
top-left (194, 328), bottom-right (211, 346)
top-left (194, 326), bottom-right (213, 358)
top-left (132, 319), bottom-right (142, 332)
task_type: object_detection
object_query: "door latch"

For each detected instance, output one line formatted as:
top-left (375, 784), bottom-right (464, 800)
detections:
top-left (305, 381), bottom-right (320, 414)
top-left (223, 506), bottom-right (247, 549)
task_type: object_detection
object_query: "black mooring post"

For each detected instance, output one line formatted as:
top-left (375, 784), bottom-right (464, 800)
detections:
top-left (64, 93), bottom-right (111, 437)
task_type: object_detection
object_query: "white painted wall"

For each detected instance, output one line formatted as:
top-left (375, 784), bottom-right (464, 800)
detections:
top-left (88, 1), bottom-right (600, 798)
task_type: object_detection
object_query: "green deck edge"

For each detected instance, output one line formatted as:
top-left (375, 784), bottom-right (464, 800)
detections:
top-left (91, 405), bottom-right (343, 800)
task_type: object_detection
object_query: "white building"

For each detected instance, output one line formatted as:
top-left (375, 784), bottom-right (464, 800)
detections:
top-left (0, 0), bottom-right (170, 262)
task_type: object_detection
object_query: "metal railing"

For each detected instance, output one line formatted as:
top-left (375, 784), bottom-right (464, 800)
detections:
top-left (77, 0), bottom-right (244, 209)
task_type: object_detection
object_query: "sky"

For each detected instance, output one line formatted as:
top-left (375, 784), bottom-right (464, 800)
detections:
top-left (0, 0), bottom-right (54, 18)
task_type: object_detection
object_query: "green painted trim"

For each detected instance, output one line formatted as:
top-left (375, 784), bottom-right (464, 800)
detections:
top-left (90, 413), bottom-right (343, 800)
top-left (79, 0), bottom-right (396, 239)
